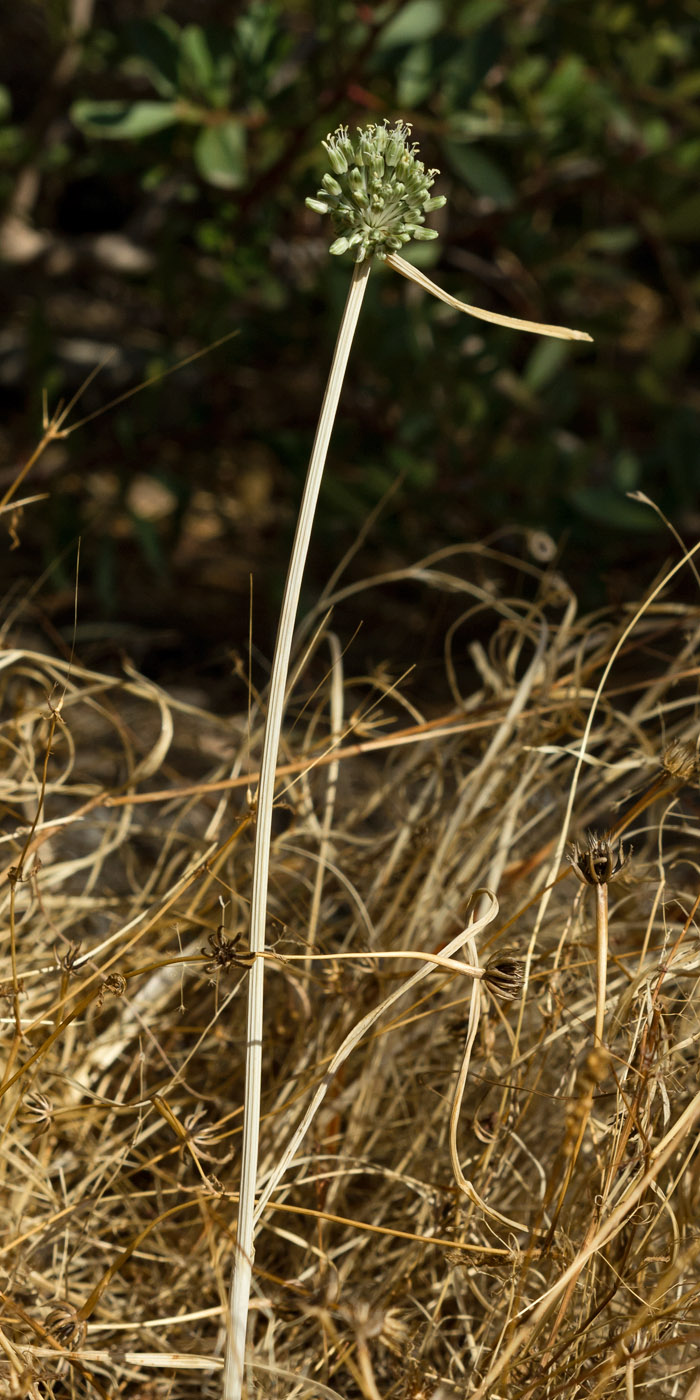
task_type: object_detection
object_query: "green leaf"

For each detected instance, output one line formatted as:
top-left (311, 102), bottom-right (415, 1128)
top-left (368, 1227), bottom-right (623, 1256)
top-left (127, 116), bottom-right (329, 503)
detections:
top-left (0, 84), bottom-right (11, 123)
top-left (396, 40), bottom-right (434, 107)
top-left (179, 25), bottom-right (214, 98)
top-left (234, 2), bottom-right (280, 66)
top-left (179, 26), bottom-right (234, 106)
top-left (71, 99), bottom-right (179, 139)
top-left (444, 142), bottom-right (515, 206)
top-left (377, 0), bottom-right (445, 49)
top-left (447, 112), bottom-right (506, 139)
top-left (126, 17), bottom-right (181, 97)
top-left (508, 54), bottom-right (548, 95)
top-left (673, 137), bottom-right (700, 171)
top-left (585, 227), bottom-right (639, 254)
top-left (523, 338), bottom-right (568, 392)
top-left (454, 0), bottom-right (507, 33)
top-left (194, 120), bottom-right (246, 188)
top-left (541, 54), bottom-right (587, 108)
top-left (569, 486), bottom-right (653, 532)
top-left (675, 71), bottom-right (700, 101)
top-left (612, 449), bottom-right (640, 491)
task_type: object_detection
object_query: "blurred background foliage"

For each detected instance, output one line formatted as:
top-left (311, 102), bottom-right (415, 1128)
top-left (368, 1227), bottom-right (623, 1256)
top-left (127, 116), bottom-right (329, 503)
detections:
top-left (1, 0), bottom-right (699, 688)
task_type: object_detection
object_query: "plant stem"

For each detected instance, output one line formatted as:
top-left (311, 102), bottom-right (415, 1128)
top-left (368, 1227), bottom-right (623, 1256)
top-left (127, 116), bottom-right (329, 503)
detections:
top-left (448, 928), bottom-right (523, 1231)
top-left (223, 256), bottom-right (371, 1400)
top-left (594, 882), bottom-right (609, 1047)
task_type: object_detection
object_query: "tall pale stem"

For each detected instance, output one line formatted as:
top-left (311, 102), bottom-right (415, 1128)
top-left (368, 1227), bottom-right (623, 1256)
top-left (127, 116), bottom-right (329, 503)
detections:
top-left (223, 257), bottom-right (372, 1400)
top-left (594, 882), bottom-right (609, 1047)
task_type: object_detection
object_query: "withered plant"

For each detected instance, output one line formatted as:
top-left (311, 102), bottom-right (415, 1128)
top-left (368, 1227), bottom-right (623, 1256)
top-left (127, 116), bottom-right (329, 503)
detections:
top-left (2, 125), bottom-right (700, 1400)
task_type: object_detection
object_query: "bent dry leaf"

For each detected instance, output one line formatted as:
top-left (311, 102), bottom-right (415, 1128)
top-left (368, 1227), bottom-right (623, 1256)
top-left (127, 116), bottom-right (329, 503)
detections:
top-left (386, 252), bottom-right (593, 342)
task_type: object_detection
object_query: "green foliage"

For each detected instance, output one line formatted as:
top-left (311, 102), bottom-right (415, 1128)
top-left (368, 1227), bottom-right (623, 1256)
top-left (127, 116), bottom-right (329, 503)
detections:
top-left (126, 16), bottom-right (178, 88)
top-left (68, 8), bottom-right (289, 188)
top-left (376, 1), bottom-right (446, 48)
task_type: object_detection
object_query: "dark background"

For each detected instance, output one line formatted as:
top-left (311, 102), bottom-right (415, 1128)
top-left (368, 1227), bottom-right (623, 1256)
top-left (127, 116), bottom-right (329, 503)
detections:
top-left (1, 0), bottom-right (699, 698)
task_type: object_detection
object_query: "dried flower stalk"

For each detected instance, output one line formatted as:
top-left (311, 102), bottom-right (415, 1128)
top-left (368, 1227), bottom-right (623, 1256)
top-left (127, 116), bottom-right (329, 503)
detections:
top-left (569, 831), bottom-right (630, 1046)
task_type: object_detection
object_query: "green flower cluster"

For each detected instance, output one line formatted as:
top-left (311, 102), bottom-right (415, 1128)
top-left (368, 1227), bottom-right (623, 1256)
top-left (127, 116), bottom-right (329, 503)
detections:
top-left (306, 121), bottom-right (446, 262)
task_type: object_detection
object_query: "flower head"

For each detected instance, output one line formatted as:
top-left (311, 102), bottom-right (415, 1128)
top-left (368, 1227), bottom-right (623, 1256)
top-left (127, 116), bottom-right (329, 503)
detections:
top-left (306, 121), bottom-right (446, 262)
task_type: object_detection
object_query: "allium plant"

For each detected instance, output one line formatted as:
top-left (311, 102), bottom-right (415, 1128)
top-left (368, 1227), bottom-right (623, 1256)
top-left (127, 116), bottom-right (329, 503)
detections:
top-left (224, 120), bottom-right (591, 1400)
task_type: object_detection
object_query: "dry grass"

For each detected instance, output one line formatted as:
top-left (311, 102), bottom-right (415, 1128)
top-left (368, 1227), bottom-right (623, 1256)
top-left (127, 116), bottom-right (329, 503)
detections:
top-left (2, 515), bottom-right (700, 1399)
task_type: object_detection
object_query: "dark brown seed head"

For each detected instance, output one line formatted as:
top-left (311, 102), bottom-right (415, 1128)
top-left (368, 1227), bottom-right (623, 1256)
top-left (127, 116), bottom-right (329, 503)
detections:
top-left (568, 831), bottom-right (630, 886)
top-left (483, 952), bottom-right (526, 1001)
top-left (201, 926), bottom-right (255, 978)
top-left (45, 1302), bottom-right (87, 1350)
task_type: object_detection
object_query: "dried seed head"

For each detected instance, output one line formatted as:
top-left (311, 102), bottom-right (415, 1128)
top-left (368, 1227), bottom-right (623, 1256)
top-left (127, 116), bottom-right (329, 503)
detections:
top-left (483, 952), bottom-right (525, 1001)
top-left (473, 1109), bottom-right (500, 1143)
top-left (54, 939), bottom-right (82, 976)
top-left (568, 831), bottom-right (630, 886)
top-left (201, 926), bottom-right (255, 979)
top-left (661, 738), bottom-right (697, 785)
top-left (45, 1302), bottom-right (87, 1350)
top-left (96, 972), bottom-right (127, 1009)
top-left (306, 121), bottom-right (445, 262)
top-left (21, 1091), bottom-right (54, 1136)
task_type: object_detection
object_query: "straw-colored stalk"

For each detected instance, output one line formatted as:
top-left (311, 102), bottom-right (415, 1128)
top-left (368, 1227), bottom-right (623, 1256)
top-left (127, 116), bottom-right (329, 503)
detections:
top-left (223, 258), bottom-right (371, 1398)
top-left (594, 880), bottom-right (608, 1047)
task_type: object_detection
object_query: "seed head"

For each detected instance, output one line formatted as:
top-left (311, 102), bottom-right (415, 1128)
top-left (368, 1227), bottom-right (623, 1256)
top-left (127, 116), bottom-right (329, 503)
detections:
top-left (201, 926), bottom-right (255, 980)
top-left (661, 738), bottom-right (697, 786)
top-left (306, 121), bottom-right (446, 262)
top-left (45, 1302), bottom-right (87, 1350)
top-left (96, 971), bottom-right (127, 1009)
top-left (568, 831), bottom-right (630, 886)
top-left (21, 1091), bottom-right (54, 1136)
top-left (483, 951), bottom-right (526, 1001)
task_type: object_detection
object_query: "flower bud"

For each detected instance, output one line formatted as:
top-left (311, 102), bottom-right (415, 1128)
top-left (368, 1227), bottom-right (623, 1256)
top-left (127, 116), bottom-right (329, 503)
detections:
top-left (348, 166), bottom-right (365, 197)
top-left (323, 133), bottom-right (349, 174)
